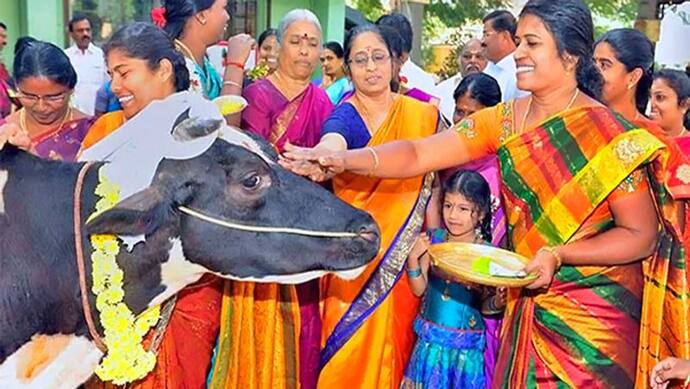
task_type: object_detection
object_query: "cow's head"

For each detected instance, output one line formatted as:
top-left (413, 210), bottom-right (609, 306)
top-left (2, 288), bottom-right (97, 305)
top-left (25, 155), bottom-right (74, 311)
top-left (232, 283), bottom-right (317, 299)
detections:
top-left (86, 137), bottom-right (380, 283)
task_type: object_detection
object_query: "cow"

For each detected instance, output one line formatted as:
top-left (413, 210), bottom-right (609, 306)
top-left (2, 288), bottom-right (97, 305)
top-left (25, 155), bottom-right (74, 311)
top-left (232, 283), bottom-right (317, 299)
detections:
top-left (0, 129), bottom-right (379, 388)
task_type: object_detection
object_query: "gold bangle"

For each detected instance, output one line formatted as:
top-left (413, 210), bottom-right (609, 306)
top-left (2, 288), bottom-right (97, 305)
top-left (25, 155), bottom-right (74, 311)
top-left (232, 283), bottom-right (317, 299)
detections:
top-left (365, 147), bottom-right (379, 176)
top-left (538, 246), bottom-right (562, 269)
top-left (684, 372), bottom-right (690, 388)
top-left (222, 80), bottom-right (242, 89)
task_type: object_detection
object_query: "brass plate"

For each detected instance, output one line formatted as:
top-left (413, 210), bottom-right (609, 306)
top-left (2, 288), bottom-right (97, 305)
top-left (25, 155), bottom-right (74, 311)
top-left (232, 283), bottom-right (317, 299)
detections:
top-left (428, 242), bottom-right (537, 288)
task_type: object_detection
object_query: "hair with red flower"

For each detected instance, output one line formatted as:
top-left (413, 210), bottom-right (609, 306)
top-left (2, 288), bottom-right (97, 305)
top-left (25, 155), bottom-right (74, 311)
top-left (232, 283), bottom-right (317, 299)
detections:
top-left (151, 7), bottom-right (167, 28)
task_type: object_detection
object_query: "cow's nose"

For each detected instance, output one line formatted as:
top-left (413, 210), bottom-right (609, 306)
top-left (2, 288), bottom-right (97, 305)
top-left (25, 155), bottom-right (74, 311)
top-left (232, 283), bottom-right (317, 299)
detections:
top-left (348, 216), bottom-right (380, 243)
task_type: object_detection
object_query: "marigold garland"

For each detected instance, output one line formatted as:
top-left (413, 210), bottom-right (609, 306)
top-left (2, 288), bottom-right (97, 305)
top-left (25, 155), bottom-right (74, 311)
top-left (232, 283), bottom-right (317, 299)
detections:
top-left (89, 168), bottom-right (160, 385)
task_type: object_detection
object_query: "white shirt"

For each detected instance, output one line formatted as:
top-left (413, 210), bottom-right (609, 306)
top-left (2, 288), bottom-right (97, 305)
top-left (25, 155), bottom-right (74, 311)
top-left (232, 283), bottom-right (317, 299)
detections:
top-left (483, 52), bottom-right (529, 102)
top-left (400, 59), bottom-right (437, 96)
top-left (65, 43), bottom-right (108, 115)
top-left (434, 73), bottom-right (463, 121)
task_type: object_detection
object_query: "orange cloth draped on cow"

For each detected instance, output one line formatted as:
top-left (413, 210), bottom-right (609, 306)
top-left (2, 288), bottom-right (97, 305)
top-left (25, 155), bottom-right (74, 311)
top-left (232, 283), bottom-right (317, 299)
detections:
top-left (82, 111), bottom-right (224, 389)
top-left (317, 96), bottom-right (438, 389)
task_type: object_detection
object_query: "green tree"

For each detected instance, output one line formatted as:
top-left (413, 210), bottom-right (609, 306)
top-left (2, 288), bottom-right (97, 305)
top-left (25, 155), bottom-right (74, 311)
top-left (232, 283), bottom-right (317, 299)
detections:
top-left (345, 0), bottom-right (385, 22)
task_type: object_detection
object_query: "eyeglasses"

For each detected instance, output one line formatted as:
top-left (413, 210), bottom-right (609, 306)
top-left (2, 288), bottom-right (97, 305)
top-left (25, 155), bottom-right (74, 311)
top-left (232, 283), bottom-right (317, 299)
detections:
top-left (348, 52), bottom-right (390, 68)
top-left (16, 90), bottom-right (70, 106)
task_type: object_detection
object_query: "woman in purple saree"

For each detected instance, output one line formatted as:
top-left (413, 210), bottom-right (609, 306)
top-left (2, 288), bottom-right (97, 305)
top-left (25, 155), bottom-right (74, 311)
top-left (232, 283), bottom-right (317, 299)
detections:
top-left (208, 10), bottom-right (332, 389)
top-left (0, 40), bottom-right (94, 161)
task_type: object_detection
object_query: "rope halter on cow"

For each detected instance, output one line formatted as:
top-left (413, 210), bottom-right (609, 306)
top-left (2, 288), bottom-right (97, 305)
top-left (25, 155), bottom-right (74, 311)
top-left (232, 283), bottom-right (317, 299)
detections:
top-left (177, 206), bottom-right (359, 238)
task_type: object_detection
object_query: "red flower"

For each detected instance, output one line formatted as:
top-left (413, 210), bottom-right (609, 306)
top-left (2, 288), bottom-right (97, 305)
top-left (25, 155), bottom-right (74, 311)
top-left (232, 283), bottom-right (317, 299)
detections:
top-left (151, 7), bottom-right (167, 28)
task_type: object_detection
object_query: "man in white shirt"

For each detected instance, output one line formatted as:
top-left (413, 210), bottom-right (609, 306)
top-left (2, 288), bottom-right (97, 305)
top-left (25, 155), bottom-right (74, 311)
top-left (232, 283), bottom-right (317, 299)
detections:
top-left (435, 38), bottom-right (488, 121)
top-left (64, 14), bottom-right (108, 116)
top-left (481, 10), bottom-right (528, 102)
top-left (377, 13), bottom-right (436, 96)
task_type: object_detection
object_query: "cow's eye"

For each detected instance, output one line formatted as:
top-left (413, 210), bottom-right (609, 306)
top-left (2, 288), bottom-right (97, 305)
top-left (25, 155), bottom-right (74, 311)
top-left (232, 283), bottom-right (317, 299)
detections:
top-left (241, 174), bottom-right (262, 190)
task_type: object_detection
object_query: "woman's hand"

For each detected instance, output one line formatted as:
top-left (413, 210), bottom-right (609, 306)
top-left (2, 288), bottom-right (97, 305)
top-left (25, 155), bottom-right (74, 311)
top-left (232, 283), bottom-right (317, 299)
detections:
top-left (494, 287), bottom-right (507, 309)
top-left (281, 142), bottom-right (347, 178)
top-left (524, 248), bottom-right (560, 290)
top-left (279, 142), bottom-right (346, 181)
top-left (650, 357), bottom-right (690, 389)
top-left (0, 123), bottom-right (31, 151)
top-left (225, 33), bottom-right (256, 66)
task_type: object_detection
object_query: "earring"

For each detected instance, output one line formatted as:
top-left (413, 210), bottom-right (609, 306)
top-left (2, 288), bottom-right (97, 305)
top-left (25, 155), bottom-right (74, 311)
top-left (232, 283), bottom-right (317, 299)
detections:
top-left (627, 83), bottom-right (634, 90)
top-left (474, 227), bottom-right (482, 241)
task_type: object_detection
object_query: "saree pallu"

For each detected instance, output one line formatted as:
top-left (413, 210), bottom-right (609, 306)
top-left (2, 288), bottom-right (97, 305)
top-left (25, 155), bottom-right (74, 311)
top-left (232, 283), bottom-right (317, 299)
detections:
top-left (487, 106), bottom-right (679, 388)
top-left (82, 111), bottom-right (224, 389)
top-left (211, 80), bottom-right (333, 389)
top-left (0, 116), bottom-right (95, 161)
top-left (635, 122), bottom-right (690, 387)
top-left (318, 96), bottom-right (438, 389)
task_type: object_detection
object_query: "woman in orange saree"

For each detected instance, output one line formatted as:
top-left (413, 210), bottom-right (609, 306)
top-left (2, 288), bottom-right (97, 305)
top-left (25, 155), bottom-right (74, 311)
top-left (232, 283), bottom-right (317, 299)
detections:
top-left (82, 23), bottom-right (223, 389)
top-left (282, 1), bottom-right (689, 387)
top-left (283, 24), bottom-right (439, 388)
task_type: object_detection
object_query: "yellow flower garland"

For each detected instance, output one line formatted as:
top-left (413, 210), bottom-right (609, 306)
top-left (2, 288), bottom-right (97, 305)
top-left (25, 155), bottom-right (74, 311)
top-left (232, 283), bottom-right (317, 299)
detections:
top-left (89, 168), bottom-right (160, 385)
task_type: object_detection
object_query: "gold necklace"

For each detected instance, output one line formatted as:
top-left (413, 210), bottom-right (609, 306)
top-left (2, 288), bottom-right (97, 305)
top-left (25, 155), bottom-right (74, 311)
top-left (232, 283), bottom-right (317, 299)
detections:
top-left (19, 107), bottom-right (73, 140)
top-left (520, 89), bottom-right (580, 134)
top-left (174, 39), bottom-right (199, 64)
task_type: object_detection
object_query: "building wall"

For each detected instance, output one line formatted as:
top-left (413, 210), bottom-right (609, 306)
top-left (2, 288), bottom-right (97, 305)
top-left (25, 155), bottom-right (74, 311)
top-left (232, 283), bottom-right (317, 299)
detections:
top-left (0, 0), bottom-right (65, 66)
top-left (0, 1), bottom-right (22, 66)
top-left (268, 0), bottom-right (346, 43)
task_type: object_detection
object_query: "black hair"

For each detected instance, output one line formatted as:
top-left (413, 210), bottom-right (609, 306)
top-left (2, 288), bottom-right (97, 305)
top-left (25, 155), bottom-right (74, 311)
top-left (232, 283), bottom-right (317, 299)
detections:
top-left (13, 40), bottom-right (77, 89)
top-left (68, 13), bottom-right (90, 32)
top-left (443, 170), bottom-right (493, 242)
top-left (654, 68), bottom-right (690, 130)
top-left (375, 13), bottom-right (412, 54)
top-left (377, 25), bottom-right (404, 60)
top-left (258, 28), bottom-right (277, 48)
top-left (323, 41), bottom-right (344, 59)
top-left (104, 22), bottom-right (190, 92)
top-left (162, 0), bottom-right (215, 40)
top-left (483, 10), bottom-right (517, 39)
top-left (521, 0), bottom-right (602, 100)
top-left (453, 73), bottom-right (502, 108)
top-left (595, 28), bottom-right (654, 114)
top-left (0, 22), bottom-right (7, 30)
top-left (14, 36), bottom-right (37, 56)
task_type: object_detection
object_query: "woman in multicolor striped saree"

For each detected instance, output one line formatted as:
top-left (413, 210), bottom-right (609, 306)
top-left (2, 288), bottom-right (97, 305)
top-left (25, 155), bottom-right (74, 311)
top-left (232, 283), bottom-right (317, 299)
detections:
top-left (281, 1), bottom-right (689, 388)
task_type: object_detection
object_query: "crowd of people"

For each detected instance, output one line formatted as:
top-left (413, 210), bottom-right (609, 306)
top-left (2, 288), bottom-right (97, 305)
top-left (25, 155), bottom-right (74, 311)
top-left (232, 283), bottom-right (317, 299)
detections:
top-left (1, 0), bottom-right (690, 388)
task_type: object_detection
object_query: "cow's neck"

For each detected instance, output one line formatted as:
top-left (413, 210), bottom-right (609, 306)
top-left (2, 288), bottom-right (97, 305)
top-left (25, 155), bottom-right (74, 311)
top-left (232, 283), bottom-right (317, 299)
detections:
top-left (112, 222), bottom-right (206, 316)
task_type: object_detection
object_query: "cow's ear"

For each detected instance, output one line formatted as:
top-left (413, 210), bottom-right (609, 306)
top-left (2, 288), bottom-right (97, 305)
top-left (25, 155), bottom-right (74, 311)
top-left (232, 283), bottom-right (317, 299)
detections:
top-left (86, 187), bottom-right (173, 236)
top-left (172, 115), bottom-right (223, 141)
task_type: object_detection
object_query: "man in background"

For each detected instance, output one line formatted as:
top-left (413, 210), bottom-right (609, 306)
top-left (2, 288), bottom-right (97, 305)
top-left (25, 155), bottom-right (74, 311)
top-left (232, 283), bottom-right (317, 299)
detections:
top-left (481, 10), bottom-right (528, 102)
top-left (436, 38), bottom-right (488, 121)
top-left (64, 14), bottom-right (108, 115)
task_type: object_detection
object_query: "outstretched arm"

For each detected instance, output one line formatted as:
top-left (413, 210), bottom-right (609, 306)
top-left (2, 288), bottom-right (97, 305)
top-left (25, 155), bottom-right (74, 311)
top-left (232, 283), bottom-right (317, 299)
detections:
top-left (283, 129), bottom-right (477, 180)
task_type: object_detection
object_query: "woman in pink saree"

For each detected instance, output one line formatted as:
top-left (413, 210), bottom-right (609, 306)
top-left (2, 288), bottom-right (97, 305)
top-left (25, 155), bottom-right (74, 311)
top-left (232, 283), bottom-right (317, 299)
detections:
top-left (208, 9), bottom-right (332, 389)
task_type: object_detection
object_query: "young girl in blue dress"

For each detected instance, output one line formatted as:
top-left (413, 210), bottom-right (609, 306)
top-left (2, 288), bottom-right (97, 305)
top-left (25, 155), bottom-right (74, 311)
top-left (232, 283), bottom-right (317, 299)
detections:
top-left (402, 170), bottom-right (506, 389)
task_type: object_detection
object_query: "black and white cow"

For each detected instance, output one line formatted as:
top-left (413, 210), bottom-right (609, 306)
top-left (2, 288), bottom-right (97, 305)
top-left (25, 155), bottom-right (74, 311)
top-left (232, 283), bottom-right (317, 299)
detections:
top-left (0, 136), bottom-right (379, 387)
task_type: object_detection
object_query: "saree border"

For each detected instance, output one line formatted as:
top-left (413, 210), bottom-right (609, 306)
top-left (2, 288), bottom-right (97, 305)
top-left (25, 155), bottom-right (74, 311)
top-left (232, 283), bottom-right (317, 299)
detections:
top-left (319, 173), bottom-right (434, 368)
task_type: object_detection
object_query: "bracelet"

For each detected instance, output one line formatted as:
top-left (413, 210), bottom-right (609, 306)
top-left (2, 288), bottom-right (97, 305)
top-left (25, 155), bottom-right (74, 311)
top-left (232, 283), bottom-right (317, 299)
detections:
top-left (222, 80), bottom-right (242, 89)
top-left (538, 246), bottom-right (562, 269)
top-left (407, 267), bottom-right (422, 278)
top-left (225, 60), bottom-right (244, 70)
top-left (684, 372), bottom-right (690, 388)
top-left (365, 147), bottom-right (379, 176)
